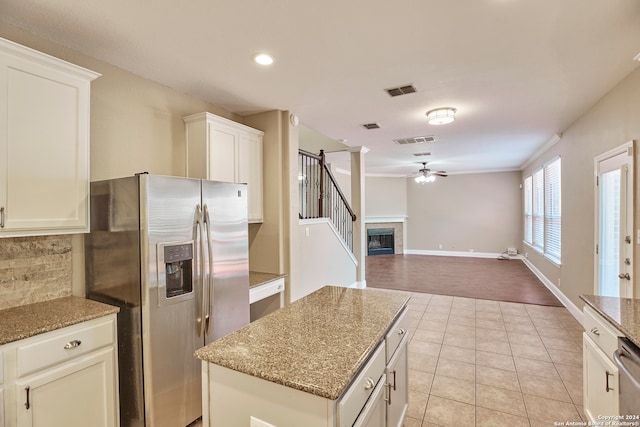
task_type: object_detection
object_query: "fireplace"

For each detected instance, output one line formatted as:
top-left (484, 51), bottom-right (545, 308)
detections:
top-left (367, 228), bottom-right (395, 256)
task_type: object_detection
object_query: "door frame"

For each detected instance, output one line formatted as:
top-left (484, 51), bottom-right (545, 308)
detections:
top-left (593, 140), bottom-right (635, 298)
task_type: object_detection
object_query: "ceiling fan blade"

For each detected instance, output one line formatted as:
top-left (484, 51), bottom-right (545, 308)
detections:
top-left (433, 172), bottom-right (448, 177)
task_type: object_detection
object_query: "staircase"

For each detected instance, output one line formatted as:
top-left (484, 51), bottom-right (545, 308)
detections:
top-left (298, 149), bottom-right (356, 251)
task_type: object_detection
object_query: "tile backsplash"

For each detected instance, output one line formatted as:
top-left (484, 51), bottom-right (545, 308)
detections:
top-left (0, 235), bottom-right (73, 310)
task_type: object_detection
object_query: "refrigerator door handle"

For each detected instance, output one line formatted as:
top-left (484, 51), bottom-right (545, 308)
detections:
top-left (203, 204), bottom-right (214, 336)
top-left (196, 204), bottom-right (207, 337)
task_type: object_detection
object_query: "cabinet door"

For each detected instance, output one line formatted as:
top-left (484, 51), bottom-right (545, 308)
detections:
top-left (583, 334), bottom-right (619, 423)
top-left (237, 132), bottom-right (263, 223)
top-left (0, 53), bottom-right (91, 235)
top-left (208, 122), bottom-right (237, 183)
top-left (353, 376), bottom-right (386, 427)
top-left (386, 336), bottom-right (408, 427)
top-left (0, 387), bottom-right (4, 427)
top-left (16, 347), bottom-right (117, 427)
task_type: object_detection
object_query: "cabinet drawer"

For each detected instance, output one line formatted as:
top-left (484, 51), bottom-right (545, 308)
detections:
top-left (0, 351), bottom-right (3, 384)
top-left (583, 306), bottom-right (622, 358)
top-left (339, 342), bottom-right (386, 427)
top-left (386, 308), bottom-right (409, 362)
top-left (250, 278), bottom-right (285, 304)
top-left (16, 317), bottom-right (115, 377)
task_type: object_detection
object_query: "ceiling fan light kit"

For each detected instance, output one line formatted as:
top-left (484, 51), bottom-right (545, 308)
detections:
top-left (426, 107), bottom-right (457, 125)
top-left (415, 174), bottom-right (436, 184)
top-left (414, 162), bottom-right (447, 184)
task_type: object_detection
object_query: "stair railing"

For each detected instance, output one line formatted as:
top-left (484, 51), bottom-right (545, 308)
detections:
top-left (298, 149), bottom-right (356, 250)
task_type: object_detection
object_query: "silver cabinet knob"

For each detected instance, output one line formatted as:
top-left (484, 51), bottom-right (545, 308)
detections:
top-left (364, 378), bottom-right (375, 390)
top-left (397, 328), bottom-right (405, 336)
top-left (618, 273), bottom-right (631, 280)
top-left (64, 339), bottom-right (82, 349)
top-left (590, 327), bottom-right (600, 336)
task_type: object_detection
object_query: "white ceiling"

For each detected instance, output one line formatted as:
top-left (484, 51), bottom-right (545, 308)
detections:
top-left (2, 0), bottom-right (640, 176)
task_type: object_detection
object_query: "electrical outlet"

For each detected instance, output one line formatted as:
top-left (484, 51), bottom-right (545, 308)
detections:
top-left (438, 244), bottom-right (443, 249)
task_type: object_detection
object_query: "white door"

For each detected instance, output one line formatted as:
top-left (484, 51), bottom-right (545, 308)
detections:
top-left (595, 142), bottom-right (634, 298)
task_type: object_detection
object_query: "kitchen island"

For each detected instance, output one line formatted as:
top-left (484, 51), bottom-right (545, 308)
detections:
top-left (195, 285), bottom-right (410, 427)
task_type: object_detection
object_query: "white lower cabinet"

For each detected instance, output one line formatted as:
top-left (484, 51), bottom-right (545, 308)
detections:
top-left (384, 309), bottom-right (409, 427)
top-left (583, 335), bottom-right (619, 422)
top-left (354, 376), bottom-right (387, 427)
top-left (582, 305), bottom-right (621, 422)
top-left (1, 352), bottom-right (4, 427)
top-left (1, 315), bottom-right (118, 427)
top-left (385, 337), bottom-right (408, 427)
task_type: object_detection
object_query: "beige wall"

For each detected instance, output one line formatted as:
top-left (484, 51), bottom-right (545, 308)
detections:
top-left (523, 66), bottom-right (640, 304)
top-left (366, 176), bottom-right (407, 218)
top-left (298, 125), bottom-right (347, 154)
top-left (406, 171), bottom-right (522, 254)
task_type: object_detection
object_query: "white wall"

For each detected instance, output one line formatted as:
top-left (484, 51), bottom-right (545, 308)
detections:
top-left (292, 220), bottom-right (357, 302)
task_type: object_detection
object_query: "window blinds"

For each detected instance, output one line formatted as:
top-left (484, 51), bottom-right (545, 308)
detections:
top-left (544, 158), bottom-right (561, 261)
top-left (532, 169), bottom-right (544, 250)
top-left (524, 176), bottom-right (533, 244)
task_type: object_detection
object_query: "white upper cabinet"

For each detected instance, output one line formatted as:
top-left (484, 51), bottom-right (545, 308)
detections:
top-left (184, 112), bottom-right (264, 223)
top-left (0, 37), bottom-right (100, 237)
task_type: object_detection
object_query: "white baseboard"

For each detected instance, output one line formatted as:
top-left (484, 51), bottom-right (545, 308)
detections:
top-left (349, 280), bottom-right (366, 289)
top-left (404, 249), bottom-right (505, 259)
top-left (520, 257), bottom-right (584, 325)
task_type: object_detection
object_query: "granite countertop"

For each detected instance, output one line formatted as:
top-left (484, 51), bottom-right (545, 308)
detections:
top-left (195, 285), bottom-right (410, 400)
top-left (249, 271), bottom-right (286, 289)
top-left (580, 294), bottom-right (640, 348)
top-left (0, 296), bottom-right (119, 345)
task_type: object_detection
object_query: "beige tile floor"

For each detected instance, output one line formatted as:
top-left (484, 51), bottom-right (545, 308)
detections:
top-left (401, 291), bottom-right (585, 427)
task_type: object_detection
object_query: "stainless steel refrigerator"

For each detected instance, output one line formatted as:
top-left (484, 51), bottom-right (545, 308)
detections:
top-left (85, 173), bottom-right (250, 427)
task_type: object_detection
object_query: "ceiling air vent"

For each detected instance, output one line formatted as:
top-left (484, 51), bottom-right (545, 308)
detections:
top-left (412, 152), bottom-right (432, 157)
top-left (393, 135), bottom-right (436, 145)
top-left (385, 84), bottom-right (416, 97)
top-left (362, 123), bottom-right (381, 130)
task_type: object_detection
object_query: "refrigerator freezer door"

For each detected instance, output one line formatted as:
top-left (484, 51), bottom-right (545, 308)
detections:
top-left (201, 180), bottom-right (250, 343)
top-left (143, 175), bottom-right (203, 427)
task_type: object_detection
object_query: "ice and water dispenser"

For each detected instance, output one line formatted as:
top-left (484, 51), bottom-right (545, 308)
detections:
top-left (157, 241), bottom-right (194, 304)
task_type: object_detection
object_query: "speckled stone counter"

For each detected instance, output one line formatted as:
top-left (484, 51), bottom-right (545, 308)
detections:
top-left (0, 296), bottom-right (119, 345)
top-left (580, 294), bottom-right (640, 348)
top-left (195, 285), bottom-right (410, 400)
top-left (249, 271), bottom-right (285, 288)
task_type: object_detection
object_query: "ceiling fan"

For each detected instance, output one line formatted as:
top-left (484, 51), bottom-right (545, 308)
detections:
top-left (414, 162), bottom-right (448, 183)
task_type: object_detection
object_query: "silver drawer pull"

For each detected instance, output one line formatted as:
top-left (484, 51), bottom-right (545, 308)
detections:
top-left (363, 377), bottom-right (375, 391)
top-left (397, 328), bottom-right (406, 336)
top-left (590, 327), bottom-right (600, 336)
top-left (64, 340), bottom-right (82, 349)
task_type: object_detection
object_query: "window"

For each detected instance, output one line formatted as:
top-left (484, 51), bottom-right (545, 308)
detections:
top-left (523, 176), bottom-right (532, 244)
top-left (523, 157), bottom-right (561, 263)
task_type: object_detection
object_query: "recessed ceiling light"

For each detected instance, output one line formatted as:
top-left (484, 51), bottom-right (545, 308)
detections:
top-left (253, 53), bottom-right (275, 65)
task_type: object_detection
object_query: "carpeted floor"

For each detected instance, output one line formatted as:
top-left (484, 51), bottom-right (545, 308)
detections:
top-left (366, 254), bottom-right (563, 306)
